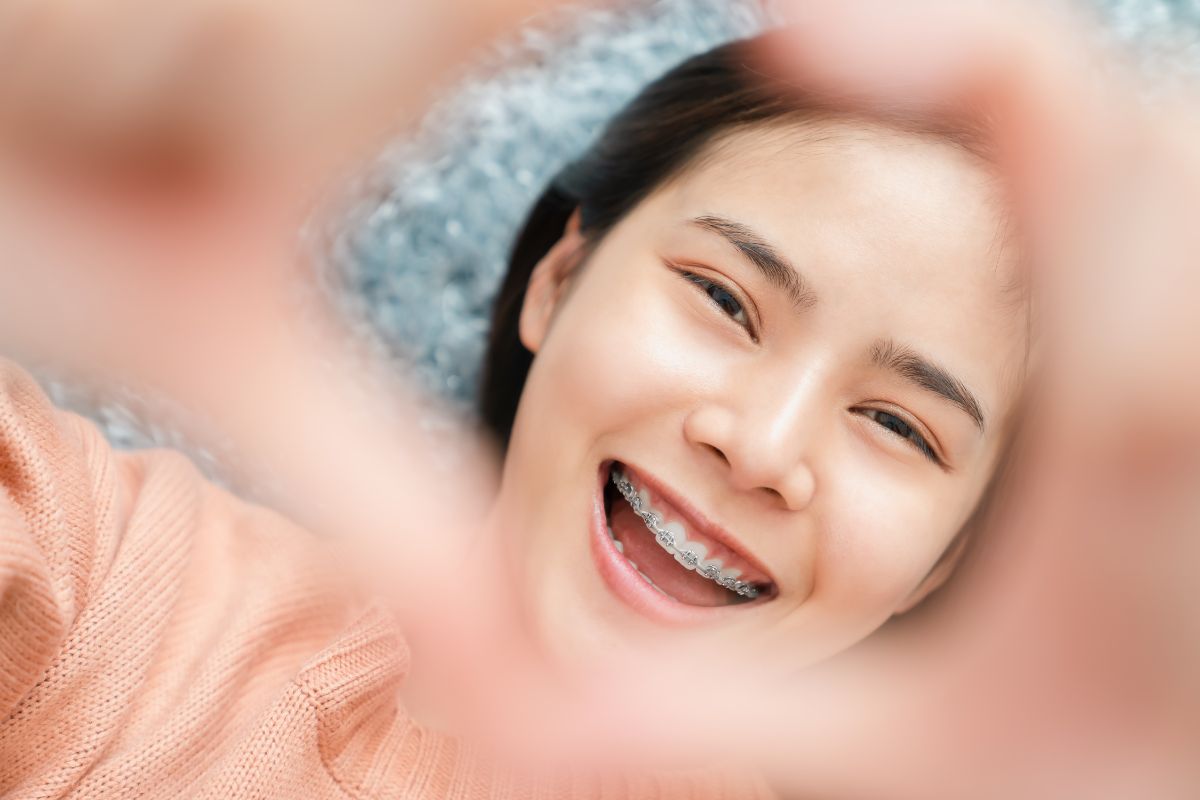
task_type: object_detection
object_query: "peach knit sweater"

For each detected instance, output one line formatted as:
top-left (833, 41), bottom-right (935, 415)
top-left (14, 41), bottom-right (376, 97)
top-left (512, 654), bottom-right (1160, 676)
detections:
top-left (0, 361), bottom-right (762, 800)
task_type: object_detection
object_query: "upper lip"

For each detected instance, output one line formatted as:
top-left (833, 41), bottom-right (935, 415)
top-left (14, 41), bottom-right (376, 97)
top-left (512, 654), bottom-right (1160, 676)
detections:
top-left (615, 461), bottom-right (778, 591)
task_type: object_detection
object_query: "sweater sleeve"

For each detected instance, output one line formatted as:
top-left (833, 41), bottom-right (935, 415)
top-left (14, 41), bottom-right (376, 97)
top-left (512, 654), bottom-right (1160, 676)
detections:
top-left (0, 359), bottom-right (774, 800)
top-left (0, 358), bottom-right (369, 799)
top-left (0, 360), bottom-right (132, 718)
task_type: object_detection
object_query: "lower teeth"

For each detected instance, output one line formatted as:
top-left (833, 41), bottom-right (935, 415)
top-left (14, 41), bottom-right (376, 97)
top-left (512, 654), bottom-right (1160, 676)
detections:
top-left (610, 469), bottom-right (760, 600)
top-left (608, 526), bottom-right (669, 596)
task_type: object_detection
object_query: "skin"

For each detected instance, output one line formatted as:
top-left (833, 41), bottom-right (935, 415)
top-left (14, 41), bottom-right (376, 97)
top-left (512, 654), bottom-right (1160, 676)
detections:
top-left (495, 121), bottom-right (1027, 671)
top-left (8, 2), bottom-right (1195, 788)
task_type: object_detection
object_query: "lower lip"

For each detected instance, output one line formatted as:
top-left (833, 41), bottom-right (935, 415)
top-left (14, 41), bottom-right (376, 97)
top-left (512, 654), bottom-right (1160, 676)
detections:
top-left (588, 461), bottom-right (751, 626)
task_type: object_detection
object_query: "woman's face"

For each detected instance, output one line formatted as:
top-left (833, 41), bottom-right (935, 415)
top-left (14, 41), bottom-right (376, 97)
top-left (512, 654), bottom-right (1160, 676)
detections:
top-left (496, 122), bottom-right (1026, 671)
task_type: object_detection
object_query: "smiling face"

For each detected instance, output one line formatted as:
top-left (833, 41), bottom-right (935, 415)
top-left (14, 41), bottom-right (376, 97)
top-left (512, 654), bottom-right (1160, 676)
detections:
top-left (493, 121), bottom-right (1026, 670)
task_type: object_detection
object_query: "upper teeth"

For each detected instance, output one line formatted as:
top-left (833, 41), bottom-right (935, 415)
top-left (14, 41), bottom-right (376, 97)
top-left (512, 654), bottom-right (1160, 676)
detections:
top-left (611, 469), bottom-right (759, 599)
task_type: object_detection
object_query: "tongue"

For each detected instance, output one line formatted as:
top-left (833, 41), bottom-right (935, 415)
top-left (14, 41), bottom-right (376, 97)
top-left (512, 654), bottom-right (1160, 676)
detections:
top-left (609, 496), bottom-right (736, 607)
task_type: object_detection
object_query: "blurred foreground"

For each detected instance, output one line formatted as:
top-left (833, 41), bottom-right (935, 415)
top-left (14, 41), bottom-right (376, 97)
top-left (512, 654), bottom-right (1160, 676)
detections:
top-left (0, 1), bottom-right (1196, 798)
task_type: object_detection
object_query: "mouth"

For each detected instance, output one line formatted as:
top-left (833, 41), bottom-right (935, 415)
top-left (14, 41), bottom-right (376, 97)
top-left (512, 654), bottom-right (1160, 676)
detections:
top-left (590, 460), bottom-right (776, 620)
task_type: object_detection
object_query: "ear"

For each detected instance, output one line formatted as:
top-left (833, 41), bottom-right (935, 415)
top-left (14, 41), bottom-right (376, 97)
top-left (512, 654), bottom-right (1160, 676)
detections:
top-left (894, 532), bottom-right (970, 615)
top-left (518, 209), bottom-right (586, 354)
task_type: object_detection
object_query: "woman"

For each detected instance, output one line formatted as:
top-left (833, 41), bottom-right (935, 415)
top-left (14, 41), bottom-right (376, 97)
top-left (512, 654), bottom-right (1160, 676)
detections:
top-left (0, 31), bottom-right (1027, 800)
top-left (476, 34), bottom-right (1024, 676)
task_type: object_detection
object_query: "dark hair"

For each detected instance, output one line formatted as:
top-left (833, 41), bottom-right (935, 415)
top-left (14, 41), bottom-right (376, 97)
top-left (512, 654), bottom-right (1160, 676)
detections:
top-left (479, 32), bottom-right (993, 446)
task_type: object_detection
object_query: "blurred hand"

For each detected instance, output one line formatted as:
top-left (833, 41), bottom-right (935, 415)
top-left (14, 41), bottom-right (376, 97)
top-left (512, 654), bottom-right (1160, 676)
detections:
top-left (0, 0), bottom-right (565, 178)
top-left (754, 2), bottom-right (1200, 797)
top-left (0, 0), bottom-right (579, 393)
top-left (1, 0), bottom-right (1197, 793)
top-left (0, 0), bottom-right (593, 767)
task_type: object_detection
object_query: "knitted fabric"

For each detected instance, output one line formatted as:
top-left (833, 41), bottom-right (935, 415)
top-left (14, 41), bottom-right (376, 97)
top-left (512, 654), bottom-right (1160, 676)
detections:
top-left (0, 359), bottom-right (768, 798)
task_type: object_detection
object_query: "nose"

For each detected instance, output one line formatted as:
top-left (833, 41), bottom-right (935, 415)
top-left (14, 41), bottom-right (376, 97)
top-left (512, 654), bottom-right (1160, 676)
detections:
top-left (683, 377), bottom-right (820, 512)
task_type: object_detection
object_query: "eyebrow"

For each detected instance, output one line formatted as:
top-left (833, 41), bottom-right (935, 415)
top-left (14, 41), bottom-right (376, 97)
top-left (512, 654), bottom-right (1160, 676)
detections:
top-left (690, 215), bottom-right (817, 309)
top-left (871, 338), bottom-right (986, 431)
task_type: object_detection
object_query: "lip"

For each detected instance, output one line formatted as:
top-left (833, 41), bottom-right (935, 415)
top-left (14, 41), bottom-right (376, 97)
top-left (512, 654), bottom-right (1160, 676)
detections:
top-left (618, 461), bottom-right (777, 589)
top-left (589, 460), bottom-right (774, 625)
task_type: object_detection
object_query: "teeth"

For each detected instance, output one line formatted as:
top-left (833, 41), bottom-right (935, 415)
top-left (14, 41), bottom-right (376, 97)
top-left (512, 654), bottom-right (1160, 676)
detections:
top-left (674, 540), bottom-right (707, 571)
top-left (639, 572), bottom-right (670, 596)
top-left (652, 521), bottom-right (681, 552)
top-left (607, 525), bottom-right (627, 554)
top-left (609, 521), bottom-right (669, 595)
top-left (611, 467), bottom-right (760, 600)
top-left (607, 526), bottom-right (623, 551)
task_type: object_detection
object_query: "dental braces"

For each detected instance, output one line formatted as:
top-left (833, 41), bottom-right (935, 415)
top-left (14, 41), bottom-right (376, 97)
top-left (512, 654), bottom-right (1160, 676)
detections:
top-left (611, 471), bottom-right (759, 599)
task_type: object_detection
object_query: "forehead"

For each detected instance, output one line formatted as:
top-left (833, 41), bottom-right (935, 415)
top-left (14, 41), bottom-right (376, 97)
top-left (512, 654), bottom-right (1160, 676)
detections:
top-left (677, 121), bottom-right (1010, 281)
top-left (645, 122), bottom-right (1026, 413)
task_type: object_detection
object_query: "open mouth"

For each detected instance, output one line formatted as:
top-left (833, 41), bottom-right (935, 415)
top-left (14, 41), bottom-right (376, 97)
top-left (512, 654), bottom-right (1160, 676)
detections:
top-left (594, 460), bottom-right (776, 612)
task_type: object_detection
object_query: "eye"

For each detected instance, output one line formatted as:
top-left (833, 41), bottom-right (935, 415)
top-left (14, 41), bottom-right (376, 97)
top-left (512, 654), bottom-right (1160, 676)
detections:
top-left (859, 408), bottom-right (941, 465)
top-left (679, 270), bottom-right (753, 333)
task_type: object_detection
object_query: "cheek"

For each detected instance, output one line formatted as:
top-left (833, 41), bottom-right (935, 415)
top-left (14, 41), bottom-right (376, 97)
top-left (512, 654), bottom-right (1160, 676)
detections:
top-left (528, 261), bottom-right (734, 441)
top-left (813, 462), bottom-right (962, 613)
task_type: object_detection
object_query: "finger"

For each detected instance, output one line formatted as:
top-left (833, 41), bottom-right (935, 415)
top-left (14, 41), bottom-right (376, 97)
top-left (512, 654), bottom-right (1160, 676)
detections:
top-left (765, 0), bottom-right (1122, 225)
